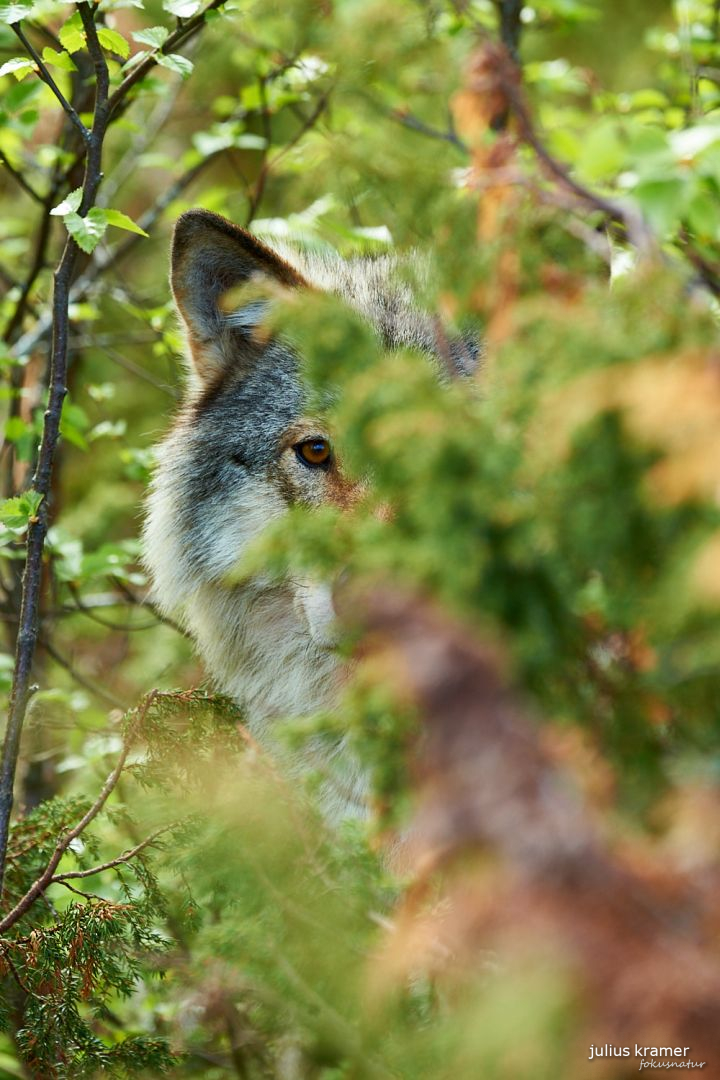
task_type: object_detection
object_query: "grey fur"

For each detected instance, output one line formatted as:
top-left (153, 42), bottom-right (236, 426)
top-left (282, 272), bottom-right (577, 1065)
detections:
top-left (142, 209), bottom-right (479, 820)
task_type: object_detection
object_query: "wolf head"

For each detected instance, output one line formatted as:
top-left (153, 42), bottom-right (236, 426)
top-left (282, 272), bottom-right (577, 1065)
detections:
top-left (142, 209), bottom-right (477, 812)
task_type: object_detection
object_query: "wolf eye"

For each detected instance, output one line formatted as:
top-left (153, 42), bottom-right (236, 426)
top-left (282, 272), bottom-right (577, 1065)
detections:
top-left (295, 438), bottom-right (332, 469)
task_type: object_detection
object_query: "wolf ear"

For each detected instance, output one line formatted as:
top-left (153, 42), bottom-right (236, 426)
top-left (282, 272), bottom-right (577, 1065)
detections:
top-left (170, 209), bottom-right (308, 385)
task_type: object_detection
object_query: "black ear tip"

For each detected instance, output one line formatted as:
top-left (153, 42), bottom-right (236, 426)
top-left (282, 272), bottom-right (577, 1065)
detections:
top-left (172, 209), bottom-right (238, 260)
top-left (170, 210), bottom-right (308, 288)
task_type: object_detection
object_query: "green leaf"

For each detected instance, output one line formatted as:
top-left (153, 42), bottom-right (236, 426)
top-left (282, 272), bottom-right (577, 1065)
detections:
top-left (50, 187), bottom-right (82, 216)
top-left (0, 2), bottom-right (36, 25)
top-left (192, 124), bottom-right (267, 157)
top-left (60, 399), bottom-right (89, 450)
top-left (97, 26), bottom-right (130, 59)
top-left (686, 189), bottom-right (720, 241)
top-left (104, 207), bottom-right (148, 237)
top-left (132, 25), bottom-right (170, 48)
top-left (89, 419), bottom-right (127, 441)
top-left (58, 12), bottom-right (86, 54)
top-left (671, 123), bottom-right (720, 162)
top-left (64, 208), bottom-right (108, 253)
top-left (162, 0), bottom-right (201, 16)
top-left (41, 46), bottom-right (77, 73)
top-left (575, 119), bottom-right (626, 182)
top-left (0, 56), bottom-right (34, 79)
top-left (4, 416), bottom-right (27, 442)
top-left (157, 52), bottom-right (193, 78)
top-left (631, 178), bottom-right (688, 236)
top-left (0, 489), bottom-right (43, 531)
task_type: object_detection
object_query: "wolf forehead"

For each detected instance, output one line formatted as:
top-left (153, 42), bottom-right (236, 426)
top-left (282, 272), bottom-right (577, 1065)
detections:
top-left (167, 209), bottom-right (479, 464)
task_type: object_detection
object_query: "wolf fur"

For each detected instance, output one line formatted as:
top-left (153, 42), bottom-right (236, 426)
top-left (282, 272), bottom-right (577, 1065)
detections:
top-left (142, 209), bottom-right (477, 819)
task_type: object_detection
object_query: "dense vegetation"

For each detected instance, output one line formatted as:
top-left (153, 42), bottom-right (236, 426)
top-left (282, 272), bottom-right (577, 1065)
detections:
top-left (1, 0), bottom-right (720, 1076)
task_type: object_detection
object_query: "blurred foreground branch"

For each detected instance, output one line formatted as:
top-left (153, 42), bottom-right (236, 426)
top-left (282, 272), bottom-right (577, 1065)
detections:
top-left (359, 590), bottom-right (720, 1066)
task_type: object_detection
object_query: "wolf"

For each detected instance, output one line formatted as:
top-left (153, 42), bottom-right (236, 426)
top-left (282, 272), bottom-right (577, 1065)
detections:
top-left (142, 209), bottom-right (477, 819)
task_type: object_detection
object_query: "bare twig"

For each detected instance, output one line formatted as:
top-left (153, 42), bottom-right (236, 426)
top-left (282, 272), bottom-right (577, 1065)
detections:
top-left (245, 86), bottom-right (333, 226)
top-left (0, 151), bottom-right (43, 205)
top-left (1, 195), bottom-right (55, 346)
top-left (9, 152), bottom-right (224, 364)
top-left (679, 226), bottom-right (720, 297)
top-left (244, 74), bottom-right (273, 225)
top-left (98, 70), bottom-right (188, 207)
top-left (107, 0), bottom-right (225, 119)
top-left (12, 23), bottom-right (90, 146)
top-left (38, 636), bottom-right (127, 710)
top-left (495, 0), bottom-right (523, 61)
top-left (0, 690), bottom-right (156, 933)
top-left (389, 109), bottom-right (467, 152)
top-left (53, 879), bottom-right (107, 901)
top-left (491, 44), bottom-right (655, 253)
top-left (66, 582), bottom-right (163, 632)
top-left (0, 4), bottom-right (111, 898)
top-left (51, 823), bottom-right (174, 882)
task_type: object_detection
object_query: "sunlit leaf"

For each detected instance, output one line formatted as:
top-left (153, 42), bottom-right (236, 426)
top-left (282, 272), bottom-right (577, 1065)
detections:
top-left (0, 2), bottom-right (36, 25)
top-left (104, 207), bottom-right (148, 237)
top-left (64, 208), bottom-right (108, 253)
top-left (157, 51), bottom-right (193, 78)
top-left (50, 187), bottom-right (82, 216)
top-left (97, 25), bottom-right (130, 59)
top-left (162, 0), bottom-right (201, 16)
top-left (41, 46), bottom-right (77, 72)
top-left (132, 25), bottom-right (170, 48)
top-left (58, 11), bottom-right (86, 53)
top-left (0, 489), bottom-right (43, 531)
top-left (0, 56), bottom-right (34, 78)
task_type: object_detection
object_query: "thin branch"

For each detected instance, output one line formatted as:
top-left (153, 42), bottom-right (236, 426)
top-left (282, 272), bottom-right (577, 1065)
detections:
top-left (100, 348), bottom-right (179, 397)
top-left (0, 151), bottom-right (43, 205)
top-left (12, 23), bottom-right (90, 146)
top-left (679, 226), bottom-right (720, 297)
top-left (245, 86), bottom-right (333, 226)
top-left (111, 579), bottom-right (187, 637)
top-left (51, 823), bottom-right (174, 882)
top-left (107, 0), bottom-right (225, 119)
top-left (389, 108), bottom-right (468, 152)
top-left (0, 691), bottom-right (156, 933)
top-left (98, 75), bottom-right (187, 207)
top-left (0, 3), bottom-right (111, 898)
top-left (66, 582), bottom-right (163, 632)
top-left (52, 879), bottom-right (107, 901)
top-left (95, 150), bottom-right (224, 272)
top-left (9, 151), bottom-right (224, 364)
top-left (495, 0), bottom-right (523, 62)
top-left (1, 188), bottom-right (56, 348)
top-left (492, 45), bottom-right (655, 253)
top-left (38, 636), bottom-right (127, 710)
top-left (244, 74), bottom-right (273, 225)
top-left (3, 950), bottom-right (30, 994)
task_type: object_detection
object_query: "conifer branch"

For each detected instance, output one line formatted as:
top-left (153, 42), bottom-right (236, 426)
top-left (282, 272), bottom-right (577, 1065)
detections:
top-left (0, 691), bottom-right (157, 933)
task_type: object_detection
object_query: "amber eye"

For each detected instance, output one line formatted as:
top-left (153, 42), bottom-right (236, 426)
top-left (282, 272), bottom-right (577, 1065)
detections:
top-left (295, 437), bottom-right (332, 469)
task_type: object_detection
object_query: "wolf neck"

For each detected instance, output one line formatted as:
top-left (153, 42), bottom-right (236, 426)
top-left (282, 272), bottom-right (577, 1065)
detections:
top-left (186, 581), bottom-right (368, 820)
top-left (187, 580), bottom-right (341, 725)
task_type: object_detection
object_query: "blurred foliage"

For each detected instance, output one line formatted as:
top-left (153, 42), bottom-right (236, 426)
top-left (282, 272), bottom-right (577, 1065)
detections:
top-left (1, 0), bottom-right (720, 1077)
